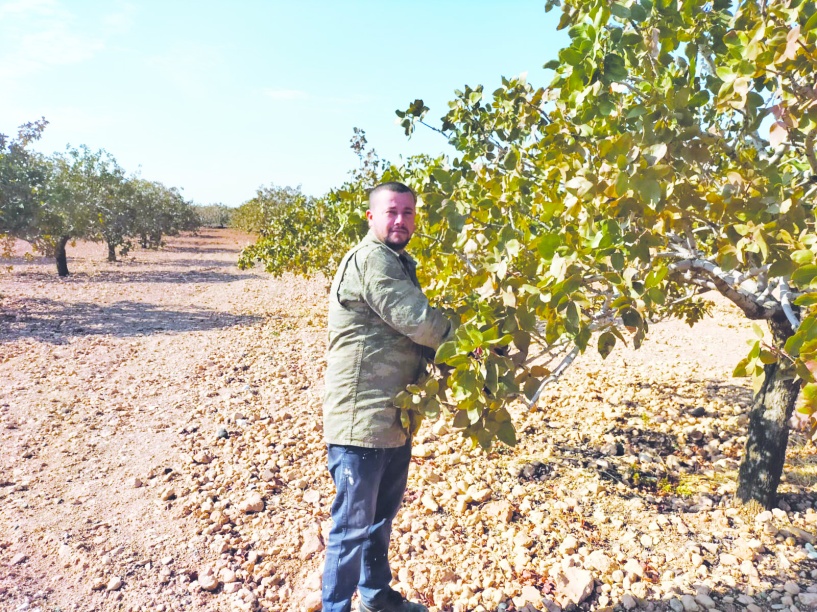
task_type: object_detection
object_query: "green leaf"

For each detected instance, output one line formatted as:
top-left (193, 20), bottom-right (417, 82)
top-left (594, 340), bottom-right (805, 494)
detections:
top-left (467, 405), bottom-right (482, 424)
top-left (759, 349), bottom-right (777, 365)
top-left (794, 293), bottom-right (817, 307)
top-left (484, 360), bottom-right (499, 394)
top-left (647, 287), bottom-right (665, 305)
top-left (621, 308), bottom-right (643, 329)
top-left (465, 326), bottom-right (484, 347)
top-left (768, 259), bottom-right (796, 278)
top-left (492, 407), bottom-right (511, 423)
top-left (799, 383), bottom-right (817, 412)
top-left (733, 356), bottom-right (752, 377)
top-left (436, 340), bottom-right (458, 363)
top-left (598, 331), bottom-right (616, 359)
top-left (633, 177), bottom-right (661, 205)
top-left (626, 105), bottom-right (647, 119)
top-left (792, 264), bottom-right (817, 288)
top-left (566, 301), bottom-right (580, 333)
top-left (629, 3), bottom-right (647, 21)
top-left (804, 11), bottom-right (817, 34)
top-left (502, 148), bottom-right (520, 170)
top-left (496, 421), bottom-right (517, 447)
top-left (559, 47), bottom-right (584, 67)
top-left (400, 409), bottom-right (411, 430)
top-left (603, 54), bottom-right (628, 82)
top-left (536, 233), bottom-right (561, 259)
top-left (610, 3), bottom-right (630, 19)
top-left (422, 398), bottom-right (440, 420)
top-left (452, 409), bottom-right (470, 429)
top-left (688, 90), bottom-right (710, 107)
top-left (643, 143), bottom-right (668, 165)
top-left (644, 266), bottom-right (667, 289)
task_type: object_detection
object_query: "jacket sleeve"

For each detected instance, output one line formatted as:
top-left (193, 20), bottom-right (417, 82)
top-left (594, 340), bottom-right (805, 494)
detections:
top-left (361, 247), bottom-right (451, 350)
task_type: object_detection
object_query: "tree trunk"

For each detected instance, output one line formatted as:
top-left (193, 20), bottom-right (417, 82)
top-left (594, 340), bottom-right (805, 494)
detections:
top-left (736, 316), bottom-right (799, 510)
top-left (107, 241), bottom-right (117, 262)
top-left (55, 235), bottom-right (70, 277)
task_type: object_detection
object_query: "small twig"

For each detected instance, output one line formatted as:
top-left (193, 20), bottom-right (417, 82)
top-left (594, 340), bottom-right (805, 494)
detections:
top-left (527, 345), bottom-right (581, 409)
top-left (734, 265), bottom-right (770, 286)
top-left (418, 120), bottom-right (449, 138)
top-left (683, 224), bottom-right (698, 256)
top-left (523, 338), bottom-right (572, 366)
top-left (767, 142), bottom-right (790, 167)
top-left (803, 182), bottom-right (817, 204)
top-left (805, 131), bottom-right (817, 175)
top-left (762, 340), bottom-right (796, 365)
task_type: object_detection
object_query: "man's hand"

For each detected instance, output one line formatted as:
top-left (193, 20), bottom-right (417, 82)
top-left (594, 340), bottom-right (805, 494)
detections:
top-left (469, 346), bottom-right (507, 360)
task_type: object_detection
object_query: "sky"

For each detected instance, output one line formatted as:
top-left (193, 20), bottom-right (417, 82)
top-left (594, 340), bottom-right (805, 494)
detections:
top-left (0, 0), bottom-right (568, 207)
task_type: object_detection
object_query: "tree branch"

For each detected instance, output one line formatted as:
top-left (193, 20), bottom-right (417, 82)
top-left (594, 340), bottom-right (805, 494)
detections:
top-left (779, 278), bottom-right (800, 331)
top-left (527, 344), bottom-right (581, 409)
top-left (805, 130), bottom-right (817, 175)
top-left (668, 258), bottom-right (782, 320)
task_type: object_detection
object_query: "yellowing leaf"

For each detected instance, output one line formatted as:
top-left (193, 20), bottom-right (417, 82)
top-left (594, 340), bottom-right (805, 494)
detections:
top-left (643, 143), bottom-right (667, 165)
top-left (770, 122), bottom-right (788, 148)
top-left (784, 24), bottom-right (801, 61)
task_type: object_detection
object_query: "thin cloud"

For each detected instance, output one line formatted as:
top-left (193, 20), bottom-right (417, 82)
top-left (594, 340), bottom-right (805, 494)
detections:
top-left (0, 0), bottom-right (60, 17)
top-left (0, 0), bottom-right (107, 83)
top-left (102, 1), bottom-right (137, 31)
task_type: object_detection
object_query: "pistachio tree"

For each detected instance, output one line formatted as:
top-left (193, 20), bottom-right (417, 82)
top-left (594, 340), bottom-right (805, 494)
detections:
top-left (390, 0), bottom-right (817, 510)
top-left (232, 185), bottom-right (313, 235)
top-left (0, 118), bottom-right (49, 255)
top-left (238, 129), bottom-right (389, 276)
top-left (45, 146), bottom-right (130, 273)
top-left (194, 203), bottom-right (233, 229)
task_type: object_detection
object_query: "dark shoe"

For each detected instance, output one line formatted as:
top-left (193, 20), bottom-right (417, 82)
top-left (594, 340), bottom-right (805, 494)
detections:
top-left (358, 589), bottom-right (428, 612)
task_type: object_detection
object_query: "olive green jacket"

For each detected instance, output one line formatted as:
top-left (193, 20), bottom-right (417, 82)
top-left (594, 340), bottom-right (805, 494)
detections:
top-left (323, 231), bottom-right (451, 448)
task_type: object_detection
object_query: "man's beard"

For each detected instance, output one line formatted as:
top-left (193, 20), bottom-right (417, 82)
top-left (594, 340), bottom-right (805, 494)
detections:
top-left (385, 230), bottom-right (410, 251)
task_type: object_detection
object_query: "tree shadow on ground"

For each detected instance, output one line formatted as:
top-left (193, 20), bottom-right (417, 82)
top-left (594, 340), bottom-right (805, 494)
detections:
top-left (4, 266), bottom-right (254, 284)
top-left (161, 245), bottom-right (243, 255)
top-left (147, 258), bottom-right (241, 269)
top-left (78, 265), bottom-right (250, 282)
top-left (0, 297), bottom-right (259, 343)
top-left (518, 376), bottom-right (815, 513)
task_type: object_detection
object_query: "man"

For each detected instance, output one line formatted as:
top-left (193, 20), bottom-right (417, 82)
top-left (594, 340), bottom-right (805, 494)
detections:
top-left (321, 182), bottom-right (451, 612)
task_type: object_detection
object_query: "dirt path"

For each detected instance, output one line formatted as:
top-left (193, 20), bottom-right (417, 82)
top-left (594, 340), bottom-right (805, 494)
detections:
top-left (1, 230), bottom-right (327, 611)
top-left (1, 230), bottom-right (816, 612)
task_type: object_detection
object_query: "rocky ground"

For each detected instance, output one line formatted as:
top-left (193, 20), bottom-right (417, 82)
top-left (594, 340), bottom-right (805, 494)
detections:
top-left (1, 229), bottom-right (816, 612)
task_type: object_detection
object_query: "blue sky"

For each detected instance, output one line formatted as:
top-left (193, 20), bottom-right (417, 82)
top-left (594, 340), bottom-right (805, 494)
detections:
top-left (0, 1), bottom-right (567, 206)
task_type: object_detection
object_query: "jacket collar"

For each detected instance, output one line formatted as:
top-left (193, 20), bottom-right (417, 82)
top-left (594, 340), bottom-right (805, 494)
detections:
top-left (364, 229), bottom-right (416, 263)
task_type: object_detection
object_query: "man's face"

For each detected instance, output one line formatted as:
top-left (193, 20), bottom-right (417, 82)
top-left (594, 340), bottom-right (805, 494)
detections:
top-left (366, 190), bottom-right (416, 251)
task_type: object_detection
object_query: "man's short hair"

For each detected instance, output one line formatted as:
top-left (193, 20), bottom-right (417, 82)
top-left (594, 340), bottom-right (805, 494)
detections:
top-left (368, 181), bottom-right (416, 204)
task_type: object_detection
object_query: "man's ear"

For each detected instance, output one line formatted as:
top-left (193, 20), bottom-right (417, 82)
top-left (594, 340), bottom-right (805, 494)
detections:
top-left (365, 209), bottom-right (374, 221)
